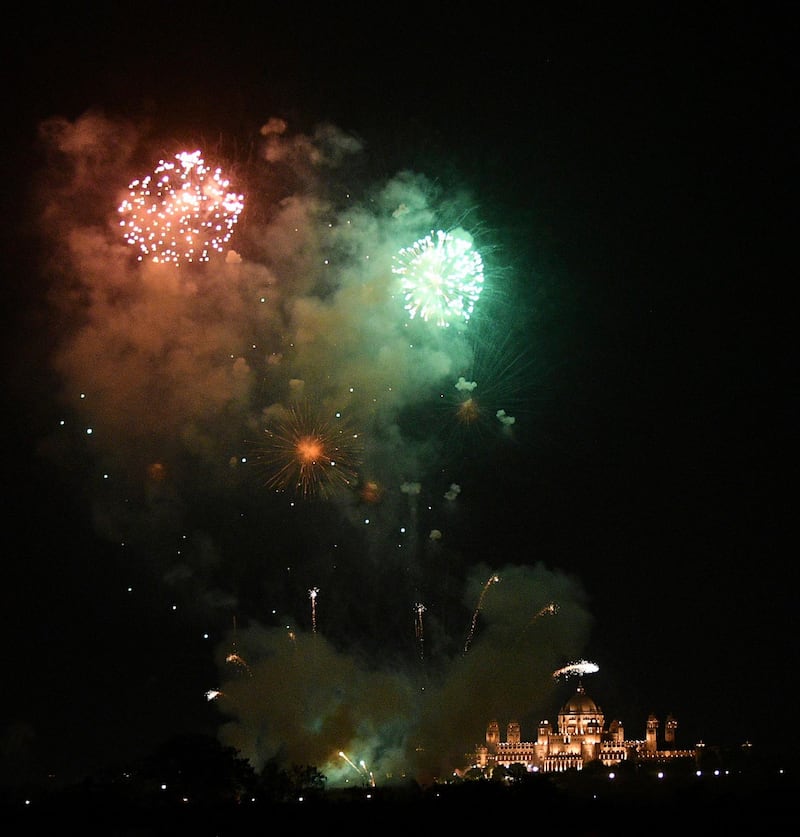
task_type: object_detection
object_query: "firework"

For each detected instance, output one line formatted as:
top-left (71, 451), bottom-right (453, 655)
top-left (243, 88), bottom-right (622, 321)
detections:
top-left (256, 401), bottom-right (363, 500)
top-left (118, 150), bottom-right (244, 264)
top-left (392, 228), bottom-right (484, 327)
top-left (552, 660), bottom-right (600, 680)
top-left (463, 573), bottom-right (500, 653)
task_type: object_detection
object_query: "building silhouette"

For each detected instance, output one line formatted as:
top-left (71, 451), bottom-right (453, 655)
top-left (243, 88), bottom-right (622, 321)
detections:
top-left (471, 682), bottom-right (697, 775)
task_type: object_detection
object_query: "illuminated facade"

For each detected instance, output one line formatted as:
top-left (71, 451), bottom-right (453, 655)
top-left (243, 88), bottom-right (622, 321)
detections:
top-left (472, 684), bottom-right (697, 775)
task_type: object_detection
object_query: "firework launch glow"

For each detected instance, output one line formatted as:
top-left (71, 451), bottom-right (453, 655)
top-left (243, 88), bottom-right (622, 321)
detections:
top-left (118, 150), bottom-right (244, 264)
top-left (33, 111), bottom-right (595, 789)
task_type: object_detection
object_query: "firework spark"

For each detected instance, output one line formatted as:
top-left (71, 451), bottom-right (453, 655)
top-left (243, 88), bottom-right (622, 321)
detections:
top-left (256, 401), bottom-right (363, 500)
top-left (392, 228), bottom-right (484, 327)
top-left (118, 150), bottom-right (244, 264)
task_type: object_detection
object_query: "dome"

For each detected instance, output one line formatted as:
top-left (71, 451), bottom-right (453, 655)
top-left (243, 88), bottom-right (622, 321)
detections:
top-left (561, 684), bottom-right (600, 715)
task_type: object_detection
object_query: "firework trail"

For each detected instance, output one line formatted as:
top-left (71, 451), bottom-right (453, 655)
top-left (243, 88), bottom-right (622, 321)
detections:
top-left (309, 587), bottom-right (319, 634)
top-left (414, 602), bottom-right (426, 662)
top-left (392, 228), bottom-right (484, 327)
top-left (359, 760), bottom-right (376, 788)
top-left (118, 150), bottom-right (243, 264)
top-left (529, 601), bottom-right (559, 626)
top-left (338, 751), bottom-right (368, 784)
top-left (463, 573), bottom-right (500, 654)
top-left (513, 601), bottom-right (560, 650)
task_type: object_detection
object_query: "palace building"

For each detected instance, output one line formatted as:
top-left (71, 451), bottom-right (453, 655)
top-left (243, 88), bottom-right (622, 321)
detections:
top-left (471, 683), bottom-right (697, 775)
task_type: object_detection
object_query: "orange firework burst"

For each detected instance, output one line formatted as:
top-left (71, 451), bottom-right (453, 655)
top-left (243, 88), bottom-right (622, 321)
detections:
top-left (257, 401), bottom-right (363, 500)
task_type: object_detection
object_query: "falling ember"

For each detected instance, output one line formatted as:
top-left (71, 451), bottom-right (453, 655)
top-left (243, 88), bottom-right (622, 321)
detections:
top-left (552, 660), bottom-right (600, 680)
top-left (118, 150), bottom-right (243, 264)
top-left (463, 573), bottom-right (500, 654)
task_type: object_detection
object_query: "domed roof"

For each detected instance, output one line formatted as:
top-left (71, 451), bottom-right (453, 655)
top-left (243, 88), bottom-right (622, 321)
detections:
top-left (561, 684), bottom-right (600, 715)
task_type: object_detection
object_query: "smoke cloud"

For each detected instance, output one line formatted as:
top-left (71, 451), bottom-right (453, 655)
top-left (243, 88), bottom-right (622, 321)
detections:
top-left (32, 110), bottom-right (593, 785)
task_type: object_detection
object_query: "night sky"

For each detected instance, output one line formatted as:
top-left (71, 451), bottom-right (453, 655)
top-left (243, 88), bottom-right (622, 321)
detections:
top-left (1, 5), bottom-right (792, 788)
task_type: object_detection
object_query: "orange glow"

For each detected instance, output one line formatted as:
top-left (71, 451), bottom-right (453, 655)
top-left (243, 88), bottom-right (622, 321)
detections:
top-left (456, 397), bottom-right (481, 424)
top-left (296, 437), bottom-right (324, 462)
top-left (147, 462), bottom-right (167, 481)
top-left (360, 480), bottom-right (383, 504)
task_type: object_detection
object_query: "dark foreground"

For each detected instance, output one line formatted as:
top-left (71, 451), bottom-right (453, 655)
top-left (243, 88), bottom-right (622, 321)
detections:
top-left (3, 766), bottom-right (795, 835)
